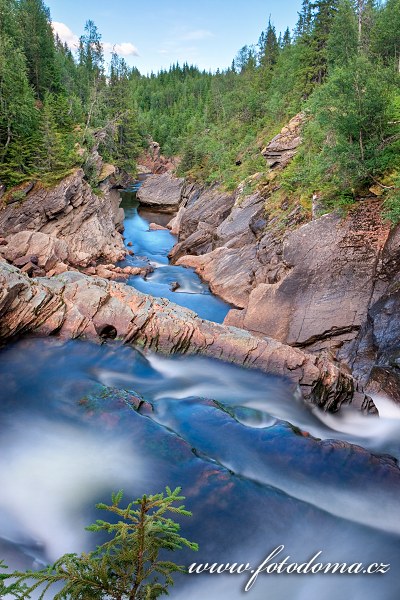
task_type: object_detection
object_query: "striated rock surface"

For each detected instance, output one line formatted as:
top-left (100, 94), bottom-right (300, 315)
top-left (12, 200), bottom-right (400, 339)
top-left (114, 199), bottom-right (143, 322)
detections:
top-left (168, 183), bottom-right (236, 260)
top-left (136, 173), bottom-right (184, 213)
top-left (0, 169), bottom-right (125, 269)
top-left (261, 112), bottom-right (305, 168)
top-left (0, 261), bottom-right (375, 414)
top-left (347, 223), bottom-right (400, 399)
top-left (227, 201), bottom-right (390, 351)
top-left (167, 117), bottom-right (395, 393)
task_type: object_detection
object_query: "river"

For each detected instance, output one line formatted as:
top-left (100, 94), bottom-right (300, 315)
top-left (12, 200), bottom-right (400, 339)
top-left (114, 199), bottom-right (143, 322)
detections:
top-left (0, 189), bottom-right (399, 599)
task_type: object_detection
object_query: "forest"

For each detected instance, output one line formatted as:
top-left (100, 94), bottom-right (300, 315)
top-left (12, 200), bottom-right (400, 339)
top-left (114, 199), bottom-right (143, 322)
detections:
top-left (0, 0), bottom-right (399, 215)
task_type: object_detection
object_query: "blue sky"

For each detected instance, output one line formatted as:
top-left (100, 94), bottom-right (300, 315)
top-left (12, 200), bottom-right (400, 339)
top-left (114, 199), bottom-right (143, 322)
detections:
top-left (47, 0), bottom-right (303, 74)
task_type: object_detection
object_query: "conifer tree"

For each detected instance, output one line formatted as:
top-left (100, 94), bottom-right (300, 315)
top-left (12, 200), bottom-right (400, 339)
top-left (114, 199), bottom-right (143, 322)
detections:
top-left (10, 487), bottom-right (198, 600)
top-left (0, 33), bottom-right (38, 185)
top-left (18, 0), bottom-right (60, 98)
top-left (327, 0), bottom-right (358, 68)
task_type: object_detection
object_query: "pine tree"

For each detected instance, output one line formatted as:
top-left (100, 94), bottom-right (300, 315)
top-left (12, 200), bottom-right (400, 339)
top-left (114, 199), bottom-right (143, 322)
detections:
top-left (259, 18), bottom-right (279, 69)
top-left (372, 0), bottom-right (400, 71)
top-left (282, 27), bottom-right (292, 48)
top-left (0, 32), bottom-right (38, 185)
top-left (327, 0), bottom-right (358, 68)
top-left (18, 0), bottom-right (60, 98)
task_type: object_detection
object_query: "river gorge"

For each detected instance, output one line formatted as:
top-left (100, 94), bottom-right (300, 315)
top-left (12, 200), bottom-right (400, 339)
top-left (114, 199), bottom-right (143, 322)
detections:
top-left (1, 184), bottom-right (400, 599)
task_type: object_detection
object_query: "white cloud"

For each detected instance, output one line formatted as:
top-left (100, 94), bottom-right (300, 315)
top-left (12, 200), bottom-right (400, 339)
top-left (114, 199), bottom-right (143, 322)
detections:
top-left (181, 29), bottom-right (213, 42)
top-left (52, 21), bottom-right (139, 58)
top-left (103, 42), bottom-right (139, 57)
top-left (52, 21), bottom-right (79, 48)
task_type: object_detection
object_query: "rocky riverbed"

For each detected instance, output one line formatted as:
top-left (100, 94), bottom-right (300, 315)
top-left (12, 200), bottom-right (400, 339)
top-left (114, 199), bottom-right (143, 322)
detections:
top-left (1, 143), bottom-right (400, 600)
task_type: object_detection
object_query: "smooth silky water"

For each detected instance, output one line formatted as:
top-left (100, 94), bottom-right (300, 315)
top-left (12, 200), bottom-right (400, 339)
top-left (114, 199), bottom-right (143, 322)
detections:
top-left (117, 186), bottom-right (231, 323)
top-left (0, 187), bottom-right (400, 599)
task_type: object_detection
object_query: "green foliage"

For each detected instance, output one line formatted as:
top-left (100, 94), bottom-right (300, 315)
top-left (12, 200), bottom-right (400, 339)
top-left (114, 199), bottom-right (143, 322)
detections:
top-left (18, 0), bottom-right (60, 98)
top-left (0, 0), bottom-right (399, 221)
top-left (383, 174), bottom-right (400, 222)
top-left (282, 53), bottom-right (400, 208)
top-left (327, 0), bottom-right (358, 67)
top-left (0, 560), bottom-right (27, 598)
top-left (9, 487), bottom-right (198, 599)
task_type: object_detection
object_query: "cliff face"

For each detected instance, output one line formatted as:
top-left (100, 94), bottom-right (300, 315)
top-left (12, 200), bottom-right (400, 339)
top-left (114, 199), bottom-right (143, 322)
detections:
top-left (167, 116), bottom-right (400, 400)
top-left (0, 168), bottom-right (126, 272)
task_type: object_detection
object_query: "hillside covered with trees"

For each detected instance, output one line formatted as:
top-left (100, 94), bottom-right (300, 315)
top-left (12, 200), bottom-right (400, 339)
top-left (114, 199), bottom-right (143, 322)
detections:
top-left (133, 0), bottom-right (400, 217)
top-left (0, 0), bottom-right (399, 217)
top-left (0, 0), bottom-right (143, 190)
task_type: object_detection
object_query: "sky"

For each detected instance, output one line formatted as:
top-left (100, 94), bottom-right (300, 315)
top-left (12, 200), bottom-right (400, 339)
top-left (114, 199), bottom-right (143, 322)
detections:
top-left (46, 0), bottom-right (303, 75)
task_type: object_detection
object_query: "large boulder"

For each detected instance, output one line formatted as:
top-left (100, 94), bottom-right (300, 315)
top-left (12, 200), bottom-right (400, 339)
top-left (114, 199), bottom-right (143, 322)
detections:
top-left (136, 173), bottom-right (184, 213)
top-left (0, 261), bottom-right (375, 414)
top-left (177, 245), bottom-right (258, 309)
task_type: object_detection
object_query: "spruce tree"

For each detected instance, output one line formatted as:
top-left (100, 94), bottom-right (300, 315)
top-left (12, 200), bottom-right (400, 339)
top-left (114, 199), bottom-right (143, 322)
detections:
top-left (10, 487), bottom-right (198, 600)
top-left (18, 0), bottom-right (60, 98)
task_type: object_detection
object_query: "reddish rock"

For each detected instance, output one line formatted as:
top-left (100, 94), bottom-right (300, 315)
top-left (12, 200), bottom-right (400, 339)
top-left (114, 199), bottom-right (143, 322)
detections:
top-left (137, 140), bottom-right (179, 174)
top-left (21, 262), bottom-right (35, 276)
top-left (0, 262), bottom-right (375, 415)
top-left (149, 222), bottom-right (168, 231)
top-left (13, 255), bottom-right (32, 268)
top-left (0, 169), bottom-right (126, 268)
top-left (2, 231), bottom-right (68, 272)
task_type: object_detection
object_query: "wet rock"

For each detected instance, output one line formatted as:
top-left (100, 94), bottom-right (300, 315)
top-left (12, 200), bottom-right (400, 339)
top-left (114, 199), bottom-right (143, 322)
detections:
top-left (348, 221), bottom-right (400, 398)
top-left (127, 241), bottom-right (133, 247)
top-left (170, 281), bottom-right (180, 291)
top-left (0, 261), bottom-right (374, 414)
top-left (136, 173), bottom-right (184, 213)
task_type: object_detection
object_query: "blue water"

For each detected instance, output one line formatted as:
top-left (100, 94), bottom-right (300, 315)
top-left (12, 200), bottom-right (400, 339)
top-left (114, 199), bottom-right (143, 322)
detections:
top-left (118, 190), bottom-right (230, 323)
top-left (1, 181), bottom-right (400, 599)
top-left (0, 338), bottom-right (400, 600)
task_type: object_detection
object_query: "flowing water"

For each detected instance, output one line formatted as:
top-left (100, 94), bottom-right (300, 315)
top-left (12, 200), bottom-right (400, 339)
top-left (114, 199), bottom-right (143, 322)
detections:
top-left (0, 188), bottom-right (400, 600)
top-left (117, 184), bottom-right (230, 323)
